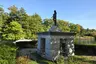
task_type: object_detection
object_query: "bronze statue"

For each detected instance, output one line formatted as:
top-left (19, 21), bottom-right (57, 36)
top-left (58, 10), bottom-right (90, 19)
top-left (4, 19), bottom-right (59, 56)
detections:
top-left (53, 10), bottom-right (57, 26)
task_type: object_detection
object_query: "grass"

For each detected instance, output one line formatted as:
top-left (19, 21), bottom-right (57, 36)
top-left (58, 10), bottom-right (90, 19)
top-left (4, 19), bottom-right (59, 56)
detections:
top-left (75, 43), bottom-right (96, 46)
top-left (67, 55), bottom-right (96, 64)
top-left (31, 52), bottom-right (55, 64)
top-left (31, 52), bottom-right (96, 64)
top-left (16, 55), bottom-right (96, 64)
top-left (0, 42), bottom-right (96, 64)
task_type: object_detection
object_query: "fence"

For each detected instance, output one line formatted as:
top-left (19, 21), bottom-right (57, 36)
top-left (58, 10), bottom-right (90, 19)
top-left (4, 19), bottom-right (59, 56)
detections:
top-left (74, 36), bottom-right (95, 45)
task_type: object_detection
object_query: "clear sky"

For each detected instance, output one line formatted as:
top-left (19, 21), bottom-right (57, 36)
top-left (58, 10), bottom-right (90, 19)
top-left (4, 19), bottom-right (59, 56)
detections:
top-left (0, 0), bottom-right (96, 29)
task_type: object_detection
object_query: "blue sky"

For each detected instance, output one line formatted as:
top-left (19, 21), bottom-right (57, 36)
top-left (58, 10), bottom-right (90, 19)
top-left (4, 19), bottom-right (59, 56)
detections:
top-left (0, 0), bottom-right (96, 29)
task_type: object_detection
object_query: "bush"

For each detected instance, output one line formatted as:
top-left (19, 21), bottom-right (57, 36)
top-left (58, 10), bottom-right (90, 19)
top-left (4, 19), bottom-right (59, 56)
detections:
top-left (0, 43), bottom-right (17, 64)
top-left (56, 56), bottom-right (64, 64)
top-left (0, 60), bottom-right (8, 64)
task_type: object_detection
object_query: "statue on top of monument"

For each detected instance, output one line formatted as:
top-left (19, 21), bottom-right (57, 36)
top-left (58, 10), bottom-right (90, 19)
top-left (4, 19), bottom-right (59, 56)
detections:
top-left (49, 10), bottom-right (61, 32)
top-left (53, 10), bottom-right (57, 26)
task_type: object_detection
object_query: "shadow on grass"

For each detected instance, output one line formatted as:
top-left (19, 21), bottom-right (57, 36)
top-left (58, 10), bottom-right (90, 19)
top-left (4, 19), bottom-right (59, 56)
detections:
top-left (31, 52), bottom-right (96, 64)
top-left (31, 52), bottom-right (55, 64)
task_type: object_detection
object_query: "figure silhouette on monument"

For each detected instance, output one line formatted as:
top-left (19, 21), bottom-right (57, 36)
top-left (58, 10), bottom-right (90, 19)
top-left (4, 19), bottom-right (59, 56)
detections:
top-left (53, 10), bottom-right (57, 26)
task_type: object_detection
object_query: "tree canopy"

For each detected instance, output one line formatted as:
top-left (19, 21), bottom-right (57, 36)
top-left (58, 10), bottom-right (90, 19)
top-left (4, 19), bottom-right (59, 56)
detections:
top-left (0, 5), bottom-right (96, 40)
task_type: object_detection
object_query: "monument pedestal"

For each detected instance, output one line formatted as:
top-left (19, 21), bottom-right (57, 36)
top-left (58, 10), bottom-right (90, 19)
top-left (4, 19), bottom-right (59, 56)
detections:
top-left (37, 27), bottom-right (76, 60)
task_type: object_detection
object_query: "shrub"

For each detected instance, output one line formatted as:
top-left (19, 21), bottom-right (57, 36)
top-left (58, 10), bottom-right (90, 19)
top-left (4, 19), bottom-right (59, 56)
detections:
top-left (0, 60), bottom-right (8, 64)
top-left (0, 43), bottom-right (17, 64)
top-left (56, 55), bottom-right (64, 64)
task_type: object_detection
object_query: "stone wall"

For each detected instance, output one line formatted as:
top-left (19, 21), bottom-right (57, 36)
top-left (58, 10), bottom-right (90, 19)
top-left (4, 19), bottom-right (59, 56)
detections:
top-left (37, 34), bottom-right (75, 60)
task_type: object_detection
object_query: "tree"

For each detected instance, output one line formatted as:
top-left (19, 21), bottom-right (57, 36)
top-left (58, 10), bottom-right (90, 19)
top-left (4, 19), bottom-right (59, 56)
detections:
top-left (43, 18), bottom-right (53, 31)
top-left (0, 5), bottom-right (96, 40)
top-left (0, 16), bottom-right (3, 33)
top-left (74, 24), bottom-right (82, 34)
top-left (17, 7), bottom-right (28, 29)
top-left (90, 31), bottom-right (96, 41)
top-left (8, 5), bottom-right (18, 14)
top-left (0, 7), bottom-right (4, 14)
top-left (69, 23), bottom-right (75, 32)
top-left (0, 7), bottom-right (4, 37)
top-left (0, 7), bottom-right (4, 34)
top-left (80, 26), bottom-right (85, 36)
top-left (58, 20), bottom-right (70, 32)
top-left (8, 5), bottom-right (20, 21)
top-left (69, 23), bottom-right (82, 34)
top-left (23, 13), bottom-right (44, 39)
top-left (18, 7), bottom-right (28, 21)
top-left (2, 21), bottom-right (24, 40)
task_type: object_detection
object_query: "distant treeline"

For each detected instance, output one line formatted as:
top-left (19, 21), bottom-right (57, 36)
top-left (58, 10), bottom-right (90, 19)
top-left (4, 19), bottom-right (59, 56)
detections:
top-left (0, 5), bottom-right (96, 40)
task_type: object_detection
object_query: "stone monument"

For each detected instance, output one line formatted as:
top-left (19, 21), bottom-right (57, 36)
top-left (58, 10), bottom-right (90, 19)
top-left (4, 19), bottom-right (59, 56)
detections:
top-left (37, 10), bottom-right (76, 61)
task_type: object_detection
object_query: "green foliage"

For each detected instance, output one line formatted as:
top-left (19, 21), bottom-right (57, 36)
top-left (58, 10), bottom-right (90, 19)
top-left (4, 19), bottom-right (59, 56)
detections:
top-left (69, 23), bottom-right (82, 35)
top-left (0, 60), bottom-right (8, 64)
top-left (56, 56), bottom-right (64, 64)
top-left (8, 5), bottom-right (18, 14)
top-left (0, 7), bottom-right (4, 11)
top-left (43, 19), bottom-right (53, 31)
top-left (90, 31), bottom-right (96, 40)
top-left (2, 21), bottom-right (25, 40)
top-left (0, 5), bottom-right (96, 40)
top-left (58, 20), bottom-right (70, 32)
top-left (0, 17), bottom-right (3, 33)
top-left (0, 43), bottom-right (96, 64)
top-left (0, 7), bottom-right (4, 34)
top-left (28, 60), bottom-right (38, 64)
top-left (30, 53), bottom-right (96, 64)
top-left (0, 7), bottom-right (4, 14)
top-left (67, 56), bottom-right (96, 64)
top-left (68, 56), bottom-right (83, 64)
top-left (23, 14), bottom-right (44, 39)
top-left (0, 43), bottom-right (17, 64)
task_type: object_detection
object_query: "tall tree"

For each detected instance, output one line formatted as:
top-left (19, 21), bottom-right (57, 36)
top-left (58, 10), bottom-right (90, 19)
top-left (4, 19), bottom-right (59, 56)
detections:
top-left (58, 20), bottom-right (70, 32)
top-left (8, 5), bottom-right (18, 14)
top-left (2, 21), bottom-right (24, 40)
top-left (17, 7), bottom-right (28, 29)
top-left (0, 7), bottom-right (4, 34)
top-left (18, 7), bottom-right (28, 21)
top-left (43, 18), bottom-right (53, 31)
top-left (8, 5), bottom-right (20, 21)
top-left (23, 13), bottom-right (44, 39)
top-left (75, 24), bottom-right (81, 33)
